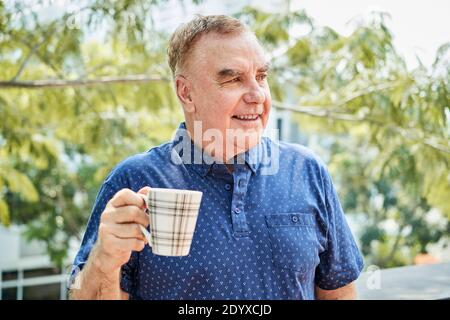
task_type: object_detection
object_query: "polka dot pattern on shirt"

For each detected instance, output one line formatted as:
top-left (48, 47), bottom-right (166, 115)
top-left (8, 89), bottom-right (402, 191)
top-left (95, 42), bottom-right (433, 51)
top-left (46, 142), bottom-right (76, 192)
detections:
top-left (70, 122), bottom-right (364, 300)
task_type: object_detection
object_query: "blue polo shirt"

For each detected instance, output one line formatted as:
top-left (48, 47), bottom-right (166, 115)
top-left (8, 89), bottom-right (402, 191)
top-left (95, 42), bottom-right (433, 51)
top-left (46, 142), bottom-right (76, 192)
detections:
top-left (71, 122), bottom-right (364, 299)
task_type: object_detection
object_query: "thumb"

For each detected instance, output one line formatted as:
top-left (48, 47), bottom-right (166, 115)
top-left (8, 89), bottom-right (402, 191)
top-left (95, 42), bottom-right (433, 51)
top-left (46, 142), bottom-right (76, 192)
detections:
top-left (137, 186), bottom-right (151, 209)
top-left (137, 186), bottom-right (151, 195)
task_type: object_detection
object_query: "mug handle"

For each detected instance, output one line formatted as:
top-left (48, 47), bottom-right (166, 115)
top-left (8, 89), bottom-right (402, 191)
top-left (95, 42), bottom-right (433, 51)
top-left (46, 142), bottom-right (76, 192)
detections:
top-left (138, 192), bottom-right (152, 248)
top-left (139, 224), bottom-right (152, 248)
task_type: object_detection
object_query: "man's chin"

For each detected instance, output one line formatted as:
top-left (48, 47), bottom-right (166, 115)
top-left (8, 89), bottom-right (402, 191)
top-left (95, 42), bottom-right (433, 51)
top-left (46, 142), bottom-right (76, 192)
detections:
top-left (230, 120), bottom-right (264, 133)
top-left (225, 127), bottom-right (263, 152)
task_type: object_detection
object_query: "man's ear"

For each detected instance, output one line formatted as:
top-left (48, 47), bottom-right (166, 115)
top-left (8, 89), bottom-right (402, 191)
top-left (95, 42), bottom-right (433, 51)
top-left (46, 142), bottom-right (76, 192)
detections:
top-left (175, 75), bottom-right (195, 113)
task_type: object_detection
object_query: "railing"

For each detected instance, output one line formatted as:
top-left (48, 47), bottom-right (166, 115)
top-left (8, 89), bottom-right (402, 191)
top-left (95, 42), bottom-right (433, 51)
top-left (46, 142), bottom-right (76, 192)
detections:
top-left (0, 269), bottom-right (68, 300)
top-left (2, 262), bottom-right (449, 300)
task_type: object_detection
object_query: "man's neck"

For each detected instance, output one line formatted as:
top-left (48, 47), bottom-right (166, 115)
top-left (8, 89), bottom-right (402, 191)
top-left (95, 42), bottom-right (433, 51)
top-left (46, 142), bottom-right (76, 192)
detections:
top-left (185, 126), bottom-right (241, 164)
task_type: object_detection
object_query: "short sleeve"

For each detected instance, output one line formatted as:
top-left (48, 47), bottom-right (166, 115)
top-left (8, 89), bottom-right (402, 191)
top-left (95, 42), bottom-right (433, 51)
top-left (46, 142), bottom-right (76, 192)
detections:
top-left (314, 166), bottom-right (364, 290)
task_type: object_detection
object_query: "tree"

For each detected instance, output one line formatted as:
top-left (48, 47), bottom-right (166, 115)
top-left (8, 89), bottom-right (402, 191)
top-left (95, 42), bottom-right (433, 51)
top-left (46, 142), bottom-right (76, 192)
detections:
top-left (0, 0), bottom-right (183, 266)
top-left (0, 1), bottom-right (448, 268)
top-left (237, 6), bottom-right (449, 267)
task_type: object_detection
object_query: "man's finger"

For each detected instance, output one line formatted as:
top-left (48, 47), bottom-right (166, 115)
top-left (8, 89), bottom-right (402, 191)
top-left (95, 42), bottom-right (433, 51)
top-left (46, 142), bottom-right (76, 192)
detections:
top-left (112, 206), bottom-right (149, 227)
top-left (110, 236), bottom-right (146, 252)
top-left (137, 186), bottom-right (151, 209)
top-left (110, 188), bottom-right (144, 208)
top-left (137, 186), bottom-right (151, 195)
top-left (108, 223), bottom-right (146, 240)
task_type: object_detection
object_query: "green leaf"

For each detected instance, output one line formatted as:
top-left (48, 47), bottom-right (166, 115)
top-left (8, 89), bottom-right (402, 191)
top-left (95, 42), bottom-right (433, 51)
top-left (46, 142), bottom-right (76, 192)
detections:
top-left (4, 169), bottom-right (39, 202)
top-left (0, 198), bottom-right (10, 226)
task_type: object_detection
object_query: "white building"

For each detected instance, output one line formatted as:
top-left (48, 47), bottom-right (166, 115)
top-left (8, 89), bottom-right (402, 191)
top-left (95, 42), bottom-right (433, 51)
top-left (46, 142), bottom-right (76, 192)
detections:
top-left (0, 225), bottom-right (79, 300)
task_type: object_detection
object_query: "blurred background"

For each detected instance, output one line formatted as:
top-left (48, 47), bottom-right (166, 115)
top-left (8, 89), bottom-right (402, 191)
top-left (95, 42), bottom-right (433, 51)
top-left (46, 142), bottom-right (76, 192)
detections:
top-left (0, 0), bottom-right (449, 299)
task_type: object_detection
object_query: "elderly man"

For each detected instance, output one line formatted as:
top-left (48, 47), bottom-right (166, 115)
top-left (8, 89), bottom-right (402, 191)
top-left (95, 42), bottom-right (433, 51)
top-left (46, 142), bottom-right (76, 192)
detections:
top-left (70, 15), bottom-right (363, 300)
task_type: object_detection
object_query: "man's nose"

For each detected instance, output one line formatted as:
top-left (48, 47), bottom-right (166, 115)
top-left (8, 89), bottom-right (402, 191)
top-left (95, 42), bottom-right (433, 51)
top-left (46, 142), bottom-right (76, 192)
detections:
top-left (243, 83), bottom-right (265, 105)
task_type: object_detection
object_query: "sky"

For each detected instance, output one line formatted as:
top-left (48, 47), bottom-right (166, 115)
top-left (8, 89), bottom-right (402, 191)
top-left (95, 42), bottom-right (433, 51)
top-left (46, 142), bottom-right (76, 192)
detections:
top-left (156, 0), bottom-right (450, 70)
top-left (9, 0), bottom-right (450, 70)
top-left (289, 0), bottom-right (450, 69)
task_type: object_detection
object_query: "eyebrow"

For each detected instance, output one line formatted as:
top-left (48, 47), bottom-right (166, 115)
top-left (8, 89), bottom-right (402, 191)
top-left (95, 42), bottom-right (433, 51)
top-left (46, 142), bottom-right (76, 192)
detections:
top-left (215, 62), bottom-right (271, 81)
top-left (216, 68), bottom-right (242, 80)
top-left (258, 62), bottom-right (271, 73)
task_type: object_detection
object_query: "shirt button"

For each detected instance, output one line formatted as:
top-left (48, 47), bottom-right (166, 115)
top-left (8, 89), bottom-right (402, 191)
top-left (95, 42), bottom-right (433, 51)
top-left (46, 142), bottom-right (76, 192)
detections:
top-left (292, 215), bottom-right (299, 223)
top-left (234, 208), bottom-right (241, 214)
top-left (238, 179), bottom-right (246, 188)
top-left (225, 184), bottom-right (232, 191)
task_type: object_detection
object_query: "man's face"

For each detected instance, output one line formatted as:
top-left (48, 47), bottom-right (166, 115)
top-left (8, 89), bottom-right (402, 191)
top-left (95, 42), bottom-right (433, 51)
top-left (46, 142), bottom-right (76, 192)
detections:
top-left (180, 31), bottom-right (272, 160)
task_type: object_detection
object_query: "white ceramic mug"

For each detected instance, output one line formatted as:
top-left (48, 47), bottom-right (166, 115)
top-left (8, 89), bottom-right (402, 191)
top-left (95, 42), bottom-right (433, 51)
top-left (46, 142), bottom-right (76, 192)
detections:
top-left (139, 188), bottom-right (202, 256)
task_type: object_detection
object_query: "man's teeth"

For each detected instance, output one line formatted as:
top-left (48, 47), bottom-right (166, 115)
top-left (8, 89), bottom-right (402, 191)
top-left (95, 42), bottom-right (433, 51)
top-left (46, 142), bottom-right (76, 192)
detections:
top-left (234, 115), bottom-right (259, 120)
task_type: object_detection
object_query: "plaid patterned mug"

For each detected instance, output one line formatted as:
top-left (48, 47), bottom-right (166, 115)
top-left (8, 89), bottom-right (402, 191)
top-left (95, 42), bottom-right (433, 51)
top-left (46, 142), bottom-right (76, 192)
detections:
top-left (139, 188), bottom-right (203, 256)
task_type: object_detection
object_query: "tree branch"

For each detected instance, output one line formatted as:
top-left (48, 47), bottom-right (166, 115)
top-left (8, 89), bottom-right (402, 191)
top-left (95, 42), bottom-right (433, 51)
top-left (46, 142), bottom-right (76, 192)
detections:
top-left (1, 73), bottom-right (447, 154)
top-left (10, 30), bottom-right (54, 82)
top-left (337, 81), bottom-right (406, 106)
top-left (10, 43), bottom-right (41, 82)
top-left (272, 100), bottom-right (450, 154)
top-left (0, 75), bottom-right (170, 88)
top-left (380, 224), bottom-right (405, 267)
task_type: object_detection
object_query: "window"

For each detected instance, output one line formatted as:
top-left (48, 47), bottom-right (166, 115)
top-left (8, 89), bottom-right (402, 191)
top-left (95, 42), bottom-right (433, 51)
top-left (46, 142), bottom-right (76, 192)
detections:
top-left (1, 288), bottom-right (17, 300)
top-left (277, 118), bottom-right (283, 141)
top-left (2, 271), bottom-right (18, 281)
top-left (1, 267), bottom-right (67, 300)
top-left (24, 267), bottom-right (60, 278)
top-left (23, 283), bottom-right (61, 300)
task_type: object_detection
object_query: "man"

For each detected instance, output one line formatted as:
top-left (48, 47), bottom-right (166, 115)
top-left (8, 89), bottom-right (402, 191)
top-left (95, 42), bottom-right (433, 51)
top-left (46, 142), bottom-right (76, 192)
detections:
top-left (69, 15), bottom-right (364, 300)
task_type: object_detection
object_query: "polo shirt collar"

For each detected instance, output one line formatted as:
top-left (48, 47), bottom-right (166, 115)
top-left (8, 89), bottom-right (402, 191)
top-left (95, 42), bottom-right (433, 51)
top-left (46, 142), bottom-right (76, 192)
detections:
top-left (171, 122), bottom-right (263, 176)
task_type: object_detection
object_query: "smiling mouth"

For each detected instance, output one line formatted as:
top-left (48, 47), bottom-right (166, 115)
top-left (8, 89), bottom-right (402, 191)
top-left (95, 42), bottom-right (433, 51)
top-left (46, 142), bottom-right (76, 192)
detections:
top-left (232, 114), bottom-right (261, 121)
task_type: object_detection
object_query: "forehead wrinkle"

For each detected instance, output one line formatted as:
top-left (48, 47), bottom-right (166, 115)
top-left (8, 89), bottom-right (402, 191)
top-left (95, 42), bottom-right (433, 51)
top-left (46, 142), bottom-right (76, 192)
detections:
top-left (189, 33), bottom-right (269, 76)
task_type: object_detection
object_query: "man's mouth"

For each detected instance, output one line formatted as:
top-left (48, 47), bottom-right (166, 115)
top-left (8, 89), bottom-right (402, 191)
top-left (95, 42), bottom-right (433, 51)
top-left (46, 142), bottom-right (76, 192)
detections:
top-left (232, 114), bottom-right (261, 121)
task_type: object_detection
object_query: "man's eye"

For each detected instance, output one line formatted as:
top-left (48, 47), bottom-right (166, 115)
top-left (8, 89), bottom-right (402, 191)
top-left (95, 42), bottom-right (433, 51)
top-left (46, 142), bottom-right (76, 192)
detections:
top-left (227, 77), bottom-right (240, 83)
top-left (257, 73), bottom-right (268, 81)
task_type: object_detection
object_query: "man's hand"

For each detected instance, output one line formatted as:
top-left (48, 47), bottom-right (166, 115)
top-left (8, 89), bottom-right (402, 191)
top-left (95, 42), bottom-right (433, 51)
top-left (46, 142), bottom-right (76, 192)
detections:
top-left (93, 187), bottom-right (150, 274)
top-left (70, 186), bottom-right (151, 300)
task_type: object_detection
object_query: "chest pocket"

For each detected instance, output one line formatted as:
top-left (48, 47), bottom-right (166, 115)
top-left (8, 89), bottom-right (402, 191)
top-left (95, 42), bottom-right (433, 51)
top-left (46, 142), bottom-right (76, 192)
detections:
top-left (265, 213), bottom-right (320, 274)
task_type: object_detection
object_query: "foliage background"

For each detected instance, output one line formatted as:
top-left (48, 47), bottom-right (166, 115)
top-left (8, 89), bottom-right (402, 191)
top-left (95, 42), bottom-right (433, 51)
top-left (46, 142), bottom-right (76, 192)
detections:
top-left (0, 0), bottom-right (448, 268)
